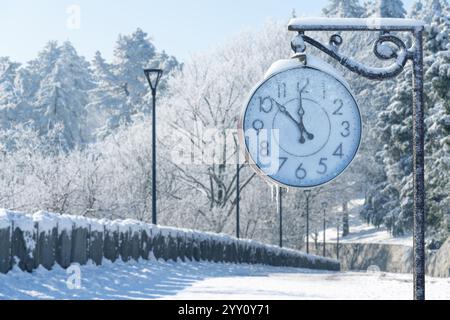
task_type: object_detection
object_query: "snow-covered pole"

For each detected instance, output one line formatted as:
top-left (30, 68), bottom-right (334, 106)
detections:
top-left (277, 186), bottom-right (283, 248)
top-left (322, 201), bottom-right (328, 257)
top-left (288, 17), bottom-right (426, 300)
top-left (234, 135), bottom-right (240, 239)
top-left (144, 69), bottom-right (163, 226)
top-left (412, 29), bottom-right (425, 301)
top-left (336, 221), bottom-right (340, 260)
top-left (305, 190), bottom-right (310, 254)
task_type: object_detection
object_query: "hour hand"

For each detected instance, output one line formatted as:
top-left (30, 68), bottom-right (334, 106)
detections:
top-left (296, 91), bottom-right (314, 143)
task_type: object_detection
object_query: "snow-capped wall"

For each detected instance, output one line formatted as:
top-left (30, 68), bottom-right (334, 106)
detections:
top-left (0, 209), bottom-right (340, 274)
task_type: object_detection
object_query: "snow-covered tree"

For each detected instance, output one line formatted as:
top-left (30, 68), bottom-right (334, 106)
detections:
top-left (88, 29), bottom-right (179, 139)
top-left (21, 41), bottom-right (94, 150)
top-left (365, 0), bottom-right (406, 18)
top-left (86, 51), bottom-right (130, 140)
top-left (0, 57), bottom-right (21, 130)
top-left (323, 0), bottom-right (365, 17)
top-left (376, 68), bottom-right (414, 235)
top-left (421, 0), bottom-right (450, 244)
top-left (159, 22), bottom-right (293, 233)
top-left (362, 0), bottom-right (449, 238)
top-left (112, 29), bottom-right (156, 112)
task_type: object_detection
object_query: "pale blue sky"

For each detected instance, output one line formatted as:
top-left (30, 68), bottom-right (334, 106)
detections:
top-left (0, 0), bottom-right (415, 64)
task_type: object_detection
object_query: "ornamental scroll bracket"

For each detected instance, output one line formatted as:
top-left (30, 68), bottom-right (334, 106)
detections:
top-left (290, 31), bottom-right (417, 80)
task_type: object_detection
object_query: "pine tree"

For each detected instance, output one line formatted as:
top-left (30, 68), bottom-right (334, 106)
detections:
top-left (425, 49), bottom-right (450, 244)
top-left (323, 0), bottom-right (365, 17)
top-left (363, 0), bottom-right (449, 238)
top-left (27, 41), bottom-right (94, 150)
top-left (365, 0), bottom-right (406, 18)
top-left (112, 28), bottom-right (156, 113)
top-left (374, 67), bottom-right (414, 235)
top-left (87, 51), bottom-right (131, 140)
top-left (0, 57), bottom-right (21, 130)
top-left (89, 29), bottom-right (179, 139)
top-left (421, 0), bottom-right (450, 244)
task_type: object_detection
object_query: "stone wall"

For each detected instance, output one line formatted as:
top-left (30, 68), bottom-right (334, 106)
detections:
top-left (305, 240), bottom-right (450, 277)
top-left (0, 209), bottom-right (340, 274)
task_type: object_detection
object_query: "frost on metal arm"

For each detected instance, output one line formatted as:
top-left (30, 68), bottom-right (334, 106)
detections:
top-left (288, 17), bottom-right (425, 32)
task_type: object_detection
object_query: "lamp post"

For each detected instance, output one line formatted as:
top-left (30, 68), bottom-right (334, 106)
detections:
top-left (336, 219), bottom-right (340, 260)
top-left (322, 201), bottom-right (328, 257)
top-left (144, 68), bottom-right (163, 225)
top-left (234, 136), bottom-right (240, 239)
top-left (305, 190), bottom-right (311, 254)
top-left (277, 186), bottom-right (283, 248)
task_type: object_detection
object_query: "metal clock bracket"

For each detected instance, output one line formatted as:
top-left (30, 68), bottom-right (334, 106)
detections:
top-left (288, 17), bottom-right (426, 300)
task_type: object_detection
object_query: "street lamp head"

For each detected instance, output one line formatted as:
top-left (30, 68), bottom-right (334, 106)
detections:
top-left (144, 68), bottom-right (163, 93)
top-left (322, 201), bottom-right (328, 209)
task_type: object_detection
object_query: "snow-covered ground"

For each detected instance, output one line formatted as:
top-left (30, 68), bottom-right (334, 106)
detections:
top-left (315, 199), bottom-right (413, 247)
top-left (1, 259), bottom-right (448, 300)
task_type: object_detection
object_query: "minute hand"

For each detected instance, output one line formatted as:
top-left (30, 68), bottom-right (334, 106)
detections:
top-left (271, 98), bottom-right (299, 126)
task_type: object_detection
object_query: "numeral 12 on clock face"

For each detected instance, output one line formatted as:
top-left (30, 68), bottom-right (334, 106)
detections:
top-left (240, 65), bottom-right (362, 188)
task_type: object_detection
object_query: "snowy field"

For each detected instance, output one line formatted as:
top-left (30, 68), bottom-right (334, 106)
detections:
top-left (1, 259), bottom-right (448, 300)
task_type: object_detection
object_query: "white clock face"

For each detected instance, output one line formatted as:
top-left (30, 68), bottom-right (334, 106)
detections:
top-left (241, 66), bottom-right (362, 188)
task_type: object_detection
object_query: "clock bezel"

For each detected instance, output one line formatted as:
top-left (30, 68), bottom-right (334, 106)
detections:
top-left (238, 64), bottom-right (363, 189)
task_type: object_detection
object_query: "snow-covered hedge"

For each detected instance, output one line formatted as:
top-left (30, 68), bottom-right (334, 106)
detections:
top-left (0, 209), bottom-right (340, 274)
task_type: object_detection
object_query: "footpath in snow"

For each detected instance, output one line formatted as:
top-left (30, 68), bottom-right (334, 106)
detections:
top-left (1, 258), bottom-right (449, 300)
top-left (315, 199), bottom-right (413, 247)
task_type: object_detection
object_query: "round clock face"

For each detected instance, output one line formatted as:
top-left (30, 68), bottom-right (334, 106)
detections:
top-left (241, 66), bottom-right (362, 188)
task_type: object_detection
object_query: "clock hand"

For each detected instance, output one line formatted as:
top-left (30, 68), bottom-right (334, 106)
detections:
top-left (297, 121), bottom-right (314, 144)
top-left (297, 90), bottom-right (314, 144)
top-left (297, 90), bottom-right (305, 118)
top-left (271, 97), bottom-right (314, 144)
top-left (271, 98), bottom-right (299, 126)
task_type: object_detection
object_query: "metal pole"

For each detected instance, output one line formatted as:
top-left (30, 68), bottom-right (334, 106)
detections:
top-left (277, 187), bottom-right (283, 248)
top-left (412, 29), bottom-right (425, 301)
top-left (336, 223), bottom-right (340, 260)
top-left (323, 209), bottom-right (326, 257)
top-left (151, 90), bottom-right (157, 225)
top-left (236, 150), bottom-right (240, 239)
top-left (306, 194), bottom-right (309, 254)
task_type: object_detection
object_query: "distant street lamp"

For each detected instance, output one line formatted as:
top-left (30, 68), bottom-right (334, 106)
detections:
top-left (234, 136), bottom-right (240, 239)
top-left (277, 187), bottom-right (283, 248)
top-left (336, 218), bottom-right (340, 260)
top-left (144, 68), bottom-right (163, 225)
top-left (305, 190), bottom-right (311, 254)
top-left (322, 201), bottom-right (328, 257)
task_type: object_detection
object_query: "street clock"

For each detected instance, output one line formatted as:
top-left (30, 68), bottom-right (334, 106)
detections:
top-left (240, 57), bottom-right (362, 188)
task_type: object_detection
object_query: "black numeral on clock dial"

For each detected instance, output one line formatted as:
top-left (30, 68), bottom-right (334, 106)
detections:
top-left (317, 158), bottom-right (328, 174)
top-left (295, 163), bottom-right (307, 180)
top-left (297, 78), bottom-right (310, 94)
top-left (333, 99), bottom-right (344, 115)
top-left (259, 140), bottom-right (269, 157)
top-left (259, 97), bottom-right (273, 113)
top-left (252, 119), bottom-right (264, 132)
top-left (341, 121), bottom-right (350, 137)
top-left (278, 83), bottom-right (286, 98)
top-left (278, 157), bottom-right (288, 172)
top-left (322, 81), bottom-right (326, 99)
top-left (333, 143), bottom-right (344, 158)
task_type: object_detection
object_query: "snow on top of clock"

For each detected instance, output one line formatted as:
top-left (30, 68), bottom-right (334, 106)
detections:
top-left (264, 55), bottom-right (350, 91)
